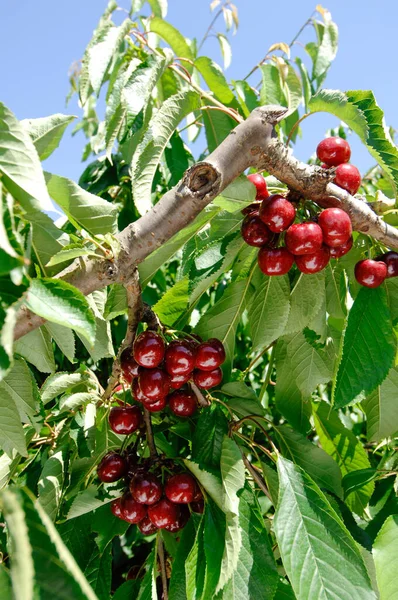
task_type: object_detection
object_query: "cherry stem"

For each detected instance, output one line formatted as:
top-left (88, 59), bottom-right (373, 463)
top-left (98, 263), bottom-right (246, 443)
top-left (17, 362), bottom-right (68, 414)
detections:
top-left (143, 408), bottom-right (157, 458)
top-left (232, 415), bottom-right (278, 454)
top-left (190, 382), bottom-right (211, 408)
top-left (157, 533), bottom-right (169, 600)
top-left (286, 112), bottom-right (311, 146)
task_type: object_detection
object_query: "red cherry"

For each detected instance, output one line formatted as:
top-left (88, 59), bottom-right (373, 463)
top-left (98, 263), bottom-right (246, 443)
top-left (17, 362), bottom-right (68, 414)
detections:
top-left (241, 202), bottom-right (260, 216)
top-left (97, 452), bottom-right (127, 483)
top-left (139, 368), bottom-right (170, 401)
top-left (355, 259), bottom-right (387, 288)
top-left (109, 406), bottom-right (142, 435)
top-left (165, 473), bottom-right (197, 503)
top-left (295, 245), bottom-right (330, 274)
top-left (241, 214), bottom-right (273, 247)
top-left (164, 505), bottom-right (190, 532)
top-left (378, 251), bottom-right (398, 278)
top-left (258, 247), bottom-right (294, 276)
top-left (193, 367), bottom-right (223, 389)
top-left (329, 236), bottom-right (353, 258)
top-left (133, 331), bottom-right (165, 368)
top-left (110, 498), bottom-right (123, 519)
top-left (318, 208), bottom-right (352, 248)
top-left (130, 473), bottom-right (163, 505)
top-left (334, 164), bottom-right (361, 195)
top-left (247, 173), bottom-right (269, 200)
top-left (132, 378), bottom-right (150, 403)
top-left (285, 222), bottom-right (324, 255)
top-left (169, 371), bottom-right (192, 389)
top-left (190, 500), bottom-right (204, 514)
top-left (168, 390), bottom-right (197, 417)
top-left (138, 515), bottom-right (158, 536)
top-left (142, 395), bottom-right (167, 412)
top-left (147, 498), bottom-right (181, 529)
top-left (316, 137), bottom-right (351, 167)
top-left (192, 485), bottom-right (203, 502)
top-left (165, 340), bottom-right (195, 376)
top-left (195, 339), bottom-right (226, 371)
top-left (120, 349), bottom-right (140, 383)
top-left (120, 492), bottom-right (147, 523)
top-left (259, 195), bottom-right (296, 233)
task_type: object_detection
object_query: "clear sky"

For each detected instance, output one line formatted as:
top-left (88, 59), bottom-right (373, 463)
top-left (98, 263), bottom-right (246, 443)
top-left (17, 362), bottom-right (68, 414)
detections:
top-left (2, 0), bottom-right (397, 184)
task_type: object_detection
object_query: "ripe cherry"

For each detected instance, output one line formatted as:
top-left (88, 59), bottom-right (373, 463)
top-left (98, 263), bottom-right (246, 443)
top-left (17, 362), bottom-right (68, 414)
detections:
top-left (168, 390), bottom-right (197, 417)
top-left (121, 492), bottom-right (147, 523)
top-left (142, 395), bottom-right (167, 412)
top-left (139, 368), bottom-right (170, 401)
top-left (241, 214), bottom-right (273, 247)
top-left (285, 222), bottom-right (324, 255)
top-left (378, 251), bottom-right (398, 278)
top-left (192, 485), bottom-right (203, 502)
top-left (165, 473), bottom-right (197, 503)
top-left (241, 202), bottom-right (260, 216)
top-left (190, 500), bottom-right (205, 514)
top-left (355, 259), bottom-right (387, 288)
top-left (318, 208), bottom-right (352, 248)
top-left (165, 340), bottom-right (195, 376)
top-left (138, 516), bottom-right (158, 536)
top-left (133, 331), bottom-right (165, 368)
top-left (120, 349), bottom-right (140, 383)
top-left (169, 371), bottom-right (192, 390)
top-left (316, 137), bottom-right (351, 167)
top-left (130, 473), bottom-right (162, 505)
top-left (193, 367), bottom-right (223, 389)
top-left (110, 498), bottom-right (123, 519)
top-left (259, 195), bottom-right (296, 233)
top-left (295, 246), bottom-right (330, 274)
top-left (195, 339), bottom-right (226, 371)
top-left (109, 406), bottom-right (142, 435)
top-left (132, 378), bottom-right (149, 403)
top-left (148, 498), bottom-right (181, 529)
top-left (329, 236), bottom-right (353, 258)
top-left (97, 452), bottom-right (127, 483)
top-left (334, 164), bottom-right (361, 195)
top-left (258, 247), bottom-right (294, 276)
top-left (247, 173), bottom-right (269, 200)
top-left (164, 505), bottom-right (190, 532)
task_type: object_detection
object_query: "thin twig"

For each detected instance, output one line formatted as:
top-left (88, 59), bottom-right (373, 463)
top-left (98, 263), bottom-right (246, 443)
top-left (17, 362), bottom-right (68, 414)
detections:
top-left (190, 381), bottom-right (211, 408)
top-left (143, 408), bottom-right (157, 457)
top-left (240, 450), bottom-right (271, 500)
top-left (157, 534), bottom-right (169, 600)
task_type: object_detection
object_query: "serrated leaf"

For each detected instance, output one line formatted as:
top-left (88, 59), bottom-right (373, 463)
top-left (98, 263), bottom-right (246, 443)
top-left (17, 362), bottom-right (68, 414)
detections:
top-left (274, 457), bottom-right (376, 600)
top-left (362, 365), bottom-right (398, 442)
top-left (38, 450), bottom-right (64, 521)
top-left (212, 175), bottom-right (255, 213)
top-left (333, 287), bottom-right (396, 409)
top-left (312, 12), bottom-right (338, 82)
top-left (195, 57), bottom-right (235, 104)
top-left (24, 278), bottom-right (96, 346)
top-left (260, 64), bottom-right (286, 106)
top-left (150, 17), bottom-right (193, 71)
top-left (46, 245), bottom-right (99, 267)
top-left (202, 500), bottom-right (225, 598)
top-left (169, 519), bottom-right (197, 599)
top-left (220, 436), bottom-right (245, 515)
top-left (153, 278), bottom-right (189, 326)
top-left (67, 484), bottom-right (122, 520)
top-left (44, 322), bottom-right (76, 363)
top-left (28, 210), bottom-right (70, 268)
top-left (14, 326), bottom-right (55, 373)
top-left (185, 517), bottom-right (205, 600)
top-left (342, 469), bottom-right (378, 499)
top-left (41, 371), bottom-right (89, 404)
top-left (21, 114), bottom-right (76, 161)
top-left (192, 404), bottom-right (229, 470)
top-left (283, 64), bottom-right (303, 116)
top-left (84, 545), bottom-right (112, 600)
top-left (103, 284), bottom-right (127, 320)
top-left (0, 386), bottom-right (27, 457)
top-left (325, 262), bottom-right (347, 319)
top-left (373, 515), bottom-right (398, 600)
top-left (0, 357), bottom-right (39, 422)
top-left (313, 402), bottom-right (375, 515)
top-left (284, 271), bottom-right (325, 335)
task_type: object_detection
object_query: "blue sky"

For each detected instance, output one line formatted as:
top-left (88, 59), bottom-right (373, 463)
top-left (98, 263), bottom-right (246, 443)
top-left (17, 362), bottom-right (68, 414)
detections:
top-left (2, 0), bottom-right (397, 183)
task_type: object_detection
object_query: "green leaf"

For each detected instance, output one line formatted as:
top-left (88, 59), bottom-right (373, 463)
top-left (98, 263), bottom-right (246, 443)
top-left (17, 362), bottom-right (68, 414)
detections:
top-left (0, 564), bottom-right (12, 599)
top-left (14, 326), bottom-right (55, 373)
top-left (185, 517), bottom-right (205, 600)
top-left (164, 130), bottom-right (193, 185)
top-left (21, 114), bottom-right (76, 161)
top-left (24, 278), bottom-right (96, 346)
top-left (275, 424), bottom-right (343, 497)
top-left (153, 278), bottom-right (189, 326)
top-left (217, 34), bottom-right (232, 70)
top-left (285, 332), bottom-right (331, 398)
top-left (284, 272), bottom-right (326, 335)
top-left (373, 515), bottom-right (398, 600)
top-left (67, 484), bottom-right (122, 520)
top-left (169, 519), bottom-right (197, 600)
top-left (131, 90), bottom-right (200, 214)
top-left (342, 469), bottom-right (378, 499)
top-left (283, 64), bottom-right (303, 116)
top-left (212, 175), bottom-right (256, 213)
top-left (0, 384), bottom-right (27, 456)
top-left (28, 210), bottom-right (70, 268)
top-left (202, 104), bottom-right (236, 152)
top-left (312, 11), bottom-right (338, 82)
top-left (362, 365), bottom-right (398, 442)
top-left (333, 287), bottom-right (396, 409)
top-left (88, 21), bottom-right (132, 96)
top-left (0, 357), bottom-right (39, 422)
top-left (91, 505), bottom-right (129, 554)
top-left (249, 268), bottom-right (290, 352)
top-left (313, 401), bottom-right (375, 515)
top-left (309, 89), bottom-right (398, 191)
top-left (44, 322), bottom-right (76, 363)
top-left (104, 284), bottom-right (127, 320)
top-left (150, 18), bottom-right (193, 71)
top-left (233, 80), bottom-right (259, 117)
top-left (184, 460), bottom-right (225, 512)
top-left (195, 57), bottom-right (235, 104)
top-left (274, 457), bottom-right (376, 600)
top-left (46, 245), bottom-right (99, 267)
top-left (325, 263), bottom-right (347, 320)
top-left (203, 500), bottom-right (225, 599)
top-left (38, 450), bottom-right (64, 521)
top-left (84, 545), bottom-right (112, 600)
top-left (77, 290), bottom-right (114, 362)
top-left (0, 102), bottom-right (55, 214)
top-left (137, 548), bottom-right (156, 600)
top-left (220, 436), bottom-right (245, 515)
top-left (192, 404), bottom-right (228, 470)
top-left (45, 172), bottom-right (118, 235)
top-left (147, 0), bottom-right (168, 17)
top-left (41, 371), bottom-right (90, 404)
top-left (260, 64), bottom-right (286, 106)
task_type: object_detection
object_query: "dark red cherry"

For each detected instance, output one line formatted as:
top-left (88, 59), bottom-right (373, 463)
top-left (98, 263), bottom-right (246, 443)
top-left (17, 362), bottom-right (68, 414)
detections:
top-left (190, 500), bottom-right (204, 514)
top-left (139, 368), bottom-right (170, 401)
top-left (241, 202), bottom-right (261, 216)
top-left (147, 498), bottom-right (181, 529)
top-left (109, 406), bottom-right (142, 435)
top-left (142, 395), bottom-right (167, 412)
top-left (318, 208), bottom-right (352, 248)
top-left (247, 173), bottom-right (269, 200)
top-left (329, 237), bottom-right (353, 258)
top-left (169, 371), bottom-right (192, 390)
top-left (120, 348), bottom-right (140, 383)
top-left (316, 137), bottom-right (351, 167)
top-left (130, 473), bottom-right (162, 505)
top-left (164, 505), bottom-right (190, 532)
top-left (133, 331), bottom-right (165, 368)
top-left (165, 340), bottom-right (195, 376)
top-left (258, 247), bottom-right (294, 276)
top-left (259, 195), bottom-right (296, 233)
top-left (334, 164), bottom-right (361, 195)
top-left (132, 377), bottom-right (150, 403)
top-left (193, 367), bottom-right (223, 389)
top-left (285, 222), bottom-right (324, 255)
top-left (168, 390), bottom-right (197, 417)
top-left (355, 259), bottom-right (387, 288)
top-left (192, 485), bottom-right (203, 502)
top-left (241, 214), bottom-right (273, 247)
top-left (138, 515), bottom-right (158, 536)
top-left (120, 492), bottom-right (147, 523)
top-left (165, 473), bottom-right (197, 504)
top-left (97, 452), bottom-right (127, 483)
top-left (195, 339), bottom-right (226, 371)
top-left (378, 251), bottom-right (398, 278)
top-left (110, 498), bottom-right (123, 519)
top-left (295, 245), bottom-right (330, 274)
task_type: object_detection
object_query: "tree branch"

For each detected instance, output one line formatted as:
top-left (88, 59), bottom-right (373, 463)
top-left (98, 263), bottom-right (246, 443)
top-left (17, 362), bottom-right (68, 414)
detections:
top-left (13, 105), bottom-right (398, 341)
